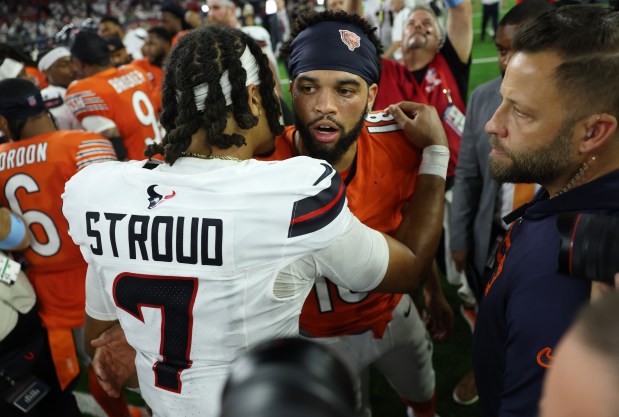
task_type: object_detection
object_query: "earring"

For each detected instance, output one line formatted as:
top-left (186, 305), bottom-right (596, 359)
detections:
top-left (258, 109), bottom-right (262, 116)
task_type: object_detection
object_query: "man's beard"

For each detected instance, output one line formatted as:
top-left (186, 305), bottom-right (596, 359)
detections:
top-left (295, 108), bottom-right (367, 166)
top-left (406, 32), bottom-right (429, 50)
top-left (150, 51), bottom-right (166, 68)
top-left (488, 122), bottom-right (575, 185)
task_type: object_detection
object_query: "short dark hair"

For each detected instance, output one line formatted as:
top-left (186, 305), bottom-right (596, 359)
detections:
top-left (499, 0), bottom-right (557, 27)
top-left (553, 52), bottom-right (619, 120)
top-left (147, 26), bottom-right (173, 44)
top-left (161, 1), bottom-right (186, 19)
top-left (70, 30), bottom-right (111, 66)
top-left (145, 25), bottom-right (283, 164)
top-left (161, 2), bottom-right (191, 30)
top-left (513, 6), bottom-right (619, 58)
top-left (100, 15), bottom-right (122, 27)
top-left (513, 6), bottom-right (619, 119)
top-left (279, 10), bottom-right (383, 78)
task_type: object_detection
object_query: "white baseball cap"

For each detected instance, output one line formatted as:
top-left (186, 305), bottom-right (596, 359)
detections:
top-left (0, 58), bottom-right (24, 80)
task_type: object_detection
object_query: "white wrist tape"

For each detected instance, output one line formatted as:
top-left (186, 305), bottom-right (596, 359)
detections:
top-left (419, 145), bottom-right (449, 179)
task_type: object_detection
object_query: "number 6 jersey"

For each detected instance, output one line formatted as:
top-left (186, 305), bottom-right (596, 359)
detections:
top-left (0, 130), bottom-right (117, 328)
top-left (62, 156), bottom-right (390, 417)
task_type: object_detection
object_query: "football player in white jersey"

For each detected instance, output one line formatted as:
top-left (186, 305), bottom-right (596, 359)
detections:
top-left (63, 25), bottom-right (449, 417)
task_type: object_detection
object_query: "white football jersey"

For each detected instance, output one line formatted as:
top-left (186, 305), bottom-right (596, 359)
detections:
top-left (63, 156), bottom-right (387, 417)
top-left (40, 85), bottom-right (83, 131)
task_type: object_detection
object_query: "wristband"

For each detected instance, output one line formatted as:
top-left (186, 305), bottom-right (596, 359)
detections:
top-left (419, 145), bottom-right (449, 179)
top-left (0, 213), bottom-right (27, 250)
top-left (444, 0), bottom-right (464, 9)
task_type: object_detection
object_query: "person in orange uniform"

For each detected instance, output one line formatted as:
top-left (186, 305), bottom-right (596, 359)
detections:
top-left (258, 11), bottom-right (452, 417)
top-left (66, 30), bottom-right (161, 161)
top-left (129, 27), bottom-right (172, 114)
top-left (0, 78), bottom-right (117, 405)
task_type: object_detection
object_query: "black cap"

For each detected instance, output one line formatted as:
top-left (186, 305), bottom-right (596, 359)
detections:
top-left (105, 35), bottom-right (125, 52)
top-left (0, 78), bottom-right (45, 120)
top-left (70, 30), bottom-right (110, 65)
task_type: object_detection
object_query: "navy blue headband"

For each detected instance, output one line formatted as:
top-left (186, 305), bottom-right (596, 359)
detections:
top-left (287, 21), bottom-right (380, 85)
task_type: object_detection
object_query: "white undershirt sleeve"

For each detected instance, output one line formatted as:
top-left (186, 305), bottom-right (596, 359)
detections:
top-left (81, 115), bottom-right (118, 133)
top-left (313, 215), bottom-right (389, 292)
top-left (274, 215), bottom-right (388, 298)
top-left (85, 265), bottom-right (118, 321)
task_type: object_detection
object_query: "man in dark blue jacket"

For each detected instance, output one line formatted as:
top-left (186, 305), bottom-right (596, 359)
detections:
top-left (472, 6), bottom-right (619, 417)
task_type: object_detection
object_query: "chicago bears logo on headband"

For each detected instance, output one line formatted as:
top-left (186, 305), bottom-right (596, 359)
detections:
top-left (339, 30), bottom-right (361, 51)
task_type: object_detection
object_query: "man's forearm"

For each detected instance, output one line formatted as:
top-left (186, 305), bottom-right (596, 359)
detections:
top-left (100, 127), bottom-right (127, 161)
top-left (446, 0), bottom-right (473, 63)
top-left (394, 173), bottom-right (445, 280)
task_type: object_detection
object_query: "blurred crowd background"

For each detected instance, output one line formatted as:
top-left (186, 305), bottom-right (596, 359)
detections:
top-left (0, 0), bottom-right (318, 57)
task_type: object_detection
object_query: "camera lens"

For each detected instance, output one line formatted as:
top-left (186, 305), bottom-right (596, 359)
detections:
top-left (558, 213), bottom-right (619, 283)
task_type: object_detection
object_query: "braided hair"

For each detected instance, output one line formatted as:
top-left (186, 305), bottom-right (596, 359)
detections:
top-left (279, 10), bottom-right (384, 78)
top-left (144, 25), bottom-right (283, 164)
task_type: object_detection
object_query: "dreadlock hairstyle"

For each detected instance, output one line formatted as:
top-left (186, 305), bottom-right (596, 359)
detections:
top-left (144, 25), bottom-right (283, 164)
top-left (279, 10), bottom-right (384, 78)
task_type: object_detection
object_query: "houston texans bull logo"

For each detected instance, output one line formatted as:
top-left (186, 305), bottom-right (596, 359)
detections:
top-left (147, 185), bottom-right (176, 209)
top-left (339, 29), bottom-right (361, 51)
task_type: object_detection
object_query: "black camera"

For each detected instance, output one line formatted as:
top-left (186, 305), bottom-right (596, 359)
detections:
top-left (557, 212), bottom-right (619, 283)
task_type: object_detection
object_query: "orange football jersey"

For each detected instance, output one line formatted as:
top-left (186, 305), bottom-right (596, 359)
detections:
top-left (25, 65), bottom-right (48, 89)
top-left (0, 131), bottom-right (116, 327)
top-left (260, 112), bottom-right (421, 337)
top-left (129, 59), bottom-right (163, 114)
top-left (66, 66), bottom-right (161, 161)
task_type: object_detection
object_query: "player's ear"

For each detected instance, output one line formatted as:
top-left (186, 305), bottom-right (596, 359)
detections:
top-left (367, 83), bottom-right (378, 112)
top-left (247, 84), bottom-right (261, 118)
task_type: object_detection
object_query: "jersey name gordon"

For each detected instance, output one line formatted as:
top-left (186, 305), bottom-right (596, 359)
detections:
top-left (85, 211), bottom-right (223, 265)
top-left (0, 142), bottom-right (47, 172)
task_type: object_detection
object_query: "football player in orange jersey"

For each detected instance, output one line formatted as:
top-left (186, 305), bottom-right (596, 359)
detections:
top-left (64, 24), bottom-right (452, 417)
top-left (78, 12), bottom-right (453, 416)
top-left (64, 21), bottom-right (454, 416)
top-left (129, 27), bottom-right (172, 114)
top-left (261, 11), bottom-right (453, 417)
top-left (0, 78), bottom-right (118, 415)
top-left (66, 30), bottom-right (162, 162)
